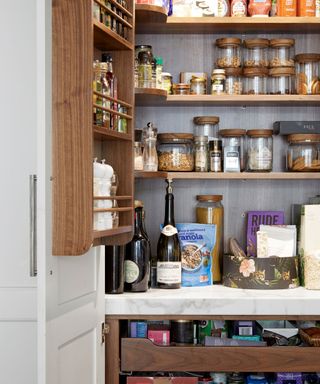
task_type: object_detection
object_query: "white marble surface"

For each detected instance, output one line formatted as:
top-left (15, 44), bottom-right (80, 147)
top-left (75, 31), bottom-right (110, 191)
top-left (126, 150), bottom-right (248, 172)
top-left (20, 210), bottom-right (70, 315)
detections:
top-left (105, 286), bottom-right (320, 316)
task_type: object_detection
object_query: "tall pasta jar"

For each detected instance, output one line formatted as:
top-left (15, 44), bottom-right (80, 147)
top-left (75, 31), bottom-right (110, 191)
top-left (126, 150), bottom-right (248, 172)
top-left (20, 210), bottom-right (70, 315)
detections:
top-left (247, 129), bottom-right (273, 172)
top-left (193, 116), bottom-right (220, 141)
top-left (268, 67), bottom-right (295, 95)
top-left (269, 39), bottom-right (295, 68)
top-left (243, 38), bottom-right (269, 68)
top-left (216, 37), bottom-right (242, 68)
top-left (295, 54), bottom-right (320, 95)
top-left (225, 67), bottom-right (243, 95)
top-left (196, 195), bottom-right (224, 283)
top-left (243, 67), bottom-right (268, 95)
top-left (219, 129), bottom-right (246, 172)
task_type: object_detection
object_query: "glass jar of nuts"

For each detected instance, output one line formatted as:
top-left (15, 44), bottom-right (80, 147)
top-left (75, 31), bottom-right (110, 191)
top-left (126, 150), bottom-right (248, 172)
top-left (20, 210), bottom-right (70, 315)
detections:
top-left (225, 67), bottom-right (243, 95)
top-left (269, 38), bottom-right (295, 68)
top-left (287, 134), bottom-right (320, 172)
top-left (269, 67), bottom-right (295, 95)
top-left (243, 67), bottom-right (268, 95)
top-left (295, 54), bottom-right (320, 95)
top-left (216, 37), bottom-right (242, 68)
top-left (243, 38), bottom-right (269, 68)
top-left (157, 133), bottom-right (194, 171)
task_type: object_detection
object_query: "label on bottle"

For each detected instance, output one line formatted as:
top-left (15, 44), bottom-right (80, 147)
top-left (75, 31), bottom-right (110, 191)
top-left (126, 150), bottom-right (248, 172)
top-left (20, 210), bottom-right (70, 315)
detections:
top-left (124, 260), bottom-right (139, 283)
top-left (161, 224), bottom-right (178, 236)
top-left (157, 261), bottom-right (181, 284)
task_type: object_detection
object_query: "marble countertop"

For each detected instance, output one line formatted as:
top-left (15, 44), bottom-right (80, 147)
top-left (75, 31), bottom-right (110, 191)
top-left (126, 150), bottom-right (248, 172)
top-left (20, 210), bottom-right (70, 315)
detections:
top-left (105, 286), bottom-right (320, 316)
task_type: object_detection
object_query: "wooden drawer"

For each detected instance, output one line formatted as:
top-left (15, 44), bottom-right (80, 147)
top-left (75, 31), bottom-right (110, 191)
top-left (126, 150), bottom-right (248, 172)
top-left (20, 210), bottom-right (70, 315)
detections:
top-left (121, 338), bottom-right (320, 372)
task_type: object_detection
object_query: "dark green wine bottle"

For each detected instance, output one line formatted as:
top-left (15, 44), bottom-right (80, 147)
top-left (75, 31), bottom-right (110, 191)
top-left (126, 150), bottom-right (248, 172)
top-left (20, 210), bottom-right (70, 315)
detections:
top-left (156, 180), bottom-right (181, 289)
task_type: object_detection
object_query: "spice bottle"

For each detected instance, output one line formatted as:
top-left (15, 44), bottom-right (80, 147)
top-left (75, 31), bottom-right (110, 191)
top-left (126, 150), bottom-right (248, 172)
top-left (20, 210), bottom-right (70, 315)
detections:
top-left (196, 195), bottom-right (224, 284)
top-left (231, 0), bottom-right (247, 16)
top-left (219, 129), bottom-right (246, 172)
top-left (209, 139), bottom-right (222, 172)
top-left (211, 69), bottom-right (226, 95)
top-left (194, 136), bottom-right (209, 172)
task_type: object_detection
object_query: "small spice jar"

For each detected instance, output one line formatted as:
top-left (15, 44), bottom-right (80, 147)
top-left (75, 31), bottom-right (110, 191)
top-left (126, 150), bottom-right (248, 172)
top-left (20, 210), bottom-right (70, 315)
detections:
top-left (216, 37), bottom-right (242, 68)
top-left (269, 38), bottom-right (295, 68)
top-left (219, 129), bottom-right (246, 172)
top-left (134, 142), bottom-right (143, 171)
top-left (194, 116), bottom-right (220, 141)
top-left (247, 129), bottom-right (273, 172)
top-left (171, 320), bottom-right (194, 345)
top-left (157, 133), bottom-right (194, 171)
top-left (209, 139), bottom-right (222, 172)
top-left (269, 67), bottom-right (295, 95)
top-left (172, 83), bottom-right (190, 95)
top-left (211, 69), bottom-right (226, 95)
top-left (287, 134), bottom-right (320, 172)
top-left (225, 67), bottom-right (243, 95)
top-left (194, 135), bottom-right (209, 172)
top-left (138, 51), bottom-right (153, 88)
top-left (243, 67), bottom-right (268, 95)
top-left (190, 76), bottom-right (207, 95)
top-left (243, 38), bottom-right (269, 68)
top-left (295, 54), bottom-right (320, 95)
top-left (161, 72), bottom-right (173, 94)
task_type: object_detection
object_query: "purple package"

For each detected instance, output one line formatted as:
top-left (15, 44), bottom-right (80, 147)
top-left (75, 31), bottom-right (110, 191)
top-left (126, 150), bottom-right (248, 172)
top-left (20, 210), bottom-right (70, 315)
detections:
top-left (276, 373), bottom-right (303, 384)
top-left (247, 211), bottom-right (285, 257)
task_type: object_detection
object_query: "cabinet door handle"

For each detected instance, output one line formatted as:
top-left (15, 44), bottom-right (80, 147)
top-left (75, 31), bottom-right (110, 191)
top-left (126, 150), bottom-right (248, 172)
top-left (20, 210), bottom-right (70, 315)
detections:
top-left (29, 174), bottom-right (37, 277)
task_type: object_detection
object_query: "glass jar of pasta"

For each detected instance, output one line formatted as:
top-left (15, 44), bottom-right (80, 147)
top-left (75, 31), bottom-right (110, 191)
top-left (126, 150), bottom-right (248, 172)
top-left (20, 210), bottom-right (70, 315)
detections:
top-left (295, 53), bottom-right (320, 95)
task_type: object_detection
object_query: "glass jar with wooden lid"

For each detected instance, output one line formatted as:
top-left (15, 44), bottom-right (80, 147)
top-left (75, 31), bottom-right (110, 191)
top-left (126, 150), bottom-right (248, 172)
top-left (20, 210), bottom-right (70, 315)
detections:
top-left (247, 129), bottom-right (273, 172)
top-left (172, 83), bottom-right (191, 95)
top-left (190, 77), bottom-right (207, 95)
top-left (287, 134), bottom-right (320, 172)
top-left (216, 37), bottom-right (242, 68)
top-left (243, 38), bottom-right (269, 68)
top-left (268, 67), bottom-right (295, 95)
top-left (196, 195), bottom-right (224, 283)
top-left (193, 116), bottom-right (220, 141)
top-left (219, 129), bottom-right (246, 171)
top-left (224, 67), bottom-right (243, 95)
top-left (295, 54), bottom-right (320, 95)
top-left (269, 38), bottom-right (295, 68)
top-left (157, 133), bottom-right (194, 171)
top-left (243, 67), bottom-right (268, 95)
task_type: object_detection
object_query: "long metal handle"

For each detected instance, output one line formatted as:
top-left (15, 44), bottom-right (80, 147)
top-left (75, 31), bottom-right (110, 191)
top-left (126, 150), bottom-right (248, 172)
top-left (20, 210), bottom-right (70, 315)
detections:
top-left (30, 175), bottom-right (37, 277)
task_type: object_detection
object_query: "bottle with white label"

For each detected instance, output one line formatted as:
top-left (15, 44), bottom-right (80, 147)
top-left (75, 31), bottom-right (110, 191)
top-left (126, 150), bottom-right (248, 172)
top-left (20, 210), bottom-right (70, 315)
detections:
top-left (124, 200), bottom-right (150, 292)
top-left (157, 179), bottom-right (181, 289)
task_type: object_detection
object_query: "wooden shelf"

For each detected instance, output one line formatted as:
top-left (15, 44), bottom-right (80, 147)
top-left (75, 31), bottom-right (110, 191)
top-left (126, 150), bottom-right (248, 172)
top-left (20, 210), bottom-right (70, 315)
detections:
top-left (121, 338), bottom-right (320, 372)
top-left (135, 93), bottom-right (320, 106)
top-left (93, 225), bottom-right (132, 239)
top-left (93, 19), bottom-right (133, 51)
top-left (135, 4), bottom-right (167, 24)
top-left (136, 16), bottom-right (320, 34)
top-left (135, 87), bottom-right (167, 105)
top-left (93, 125), bottom-right (132, 141)
top-left (135, 171), bottom-right (320, 180)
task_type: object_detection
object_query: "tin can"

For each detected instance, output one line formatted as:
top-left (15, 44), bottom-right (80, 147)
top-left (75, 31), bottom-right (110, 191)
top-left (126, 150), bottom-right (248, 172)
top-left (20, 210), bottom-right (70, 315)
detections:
top-left (171, 320), bottom-right (194, 345)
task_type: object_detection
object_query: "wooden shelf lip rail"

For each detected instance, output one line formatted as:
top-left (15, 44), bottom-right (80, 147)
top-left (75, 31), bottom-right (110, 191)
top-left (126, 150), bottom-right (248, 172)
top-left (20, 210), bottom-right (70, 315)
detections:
top-left (121, 338), bottom-right (320, 372)
top-left (95, 0), bottom-right (133, 28)
top-left (93, 20), bottom-right (133, 51)
top-left (135, 4), bottom-right (168, 24)
top-left (93, 225), bottom-right (132, 239)
top-left (93, 125), bottom-right (132, 141)
top-left (94, 207), bottom-right (133, 213)
top-left (93, 103), bottom-right (133, 119)
top-left (93, 90), bottom-right (133, 109)
top-left (94, 0), bottom-right (133, 18)
top-left (94, 195), bottom-right (132, 200)
top-left (135, 171), bottom-right (320, 180)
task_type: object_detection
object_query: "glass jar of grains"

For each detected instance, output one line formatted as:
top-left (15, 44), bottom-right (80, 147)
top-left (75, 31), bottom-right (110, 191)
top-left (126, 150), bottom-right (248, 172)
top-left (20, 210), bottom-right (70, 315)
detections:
top-left (247, 129), bottom-right (273, 172)
top-left (196, 195), bottom-right (224, 283)
top-left (225, 67), bottom-right (243, 95)
top-left (269, 38), bottom-right (295, 68)
top-left (211, 69), bottom-right (226, 95)
top-left (216, 37), bottom-right (242, 68)
top-left (219, 129), bottom-right (246, 172)
top-left (268, 67), bottom-right (295, 95)
top-left (295, 54), bottom-right (320, 95)
top-left (194, 135), bottom-right (209, 172)
top-left (157, 133), bottom-right (194, 171)
top-left (243, 67), bottom-right (268, 95)
top-left (193, 116), bottom-right (220, 141)
top-left (287, 134), bottom-right (320, 172)
top-left (190, 76), bottom-right (207, 95)
top-left (172, 83), bottom-right (191, 95)
top-left (243, 38), bottom-right (269, 68)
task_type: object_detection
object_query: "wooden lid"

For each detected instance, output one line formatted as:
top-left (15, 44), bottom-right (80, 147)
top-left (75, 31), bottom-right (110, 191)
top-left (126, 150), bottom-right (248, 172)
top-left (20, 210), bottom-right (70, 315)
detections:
top-left (216, 37), bottom-right (242, 47)
top-left (269, 67), bottom-right (295, 76)
top-left (158, 133), bottom-right (194, 142)
top-left (197, 194), bottom-right (223, 202)
top-left (219, 129), bottom-right (246, 137)
top-left (244, 38), bottom-right (269, 48)
top-left (243, 67), bottom-right (269, 77)
top-left (247, 129), bottom-right (273, 137)
top-left (191, 77), bottom-right (206, 82)
top-left (224, 67), bottom-right (243, 76)
top-left (194, 116), bottom-right (220, 125)
top-left (269, 38), bottom-right (295, 48)
top-left (295, 53), bottom-right (320, 63)
top-left (287, 133), bottom-right (320, 143)
top-left (172, 83), bottom-right (190, 89)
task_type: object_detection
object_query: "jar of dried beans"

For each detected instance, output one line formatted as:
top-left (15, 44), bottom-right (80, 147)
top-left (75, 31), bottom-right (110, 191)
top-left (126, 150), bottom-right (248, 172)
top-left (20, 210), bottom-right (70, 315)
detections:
top-left (287, 134), bottom-right (320, 172)
top-left (216, 38), bottom-right (242, 68)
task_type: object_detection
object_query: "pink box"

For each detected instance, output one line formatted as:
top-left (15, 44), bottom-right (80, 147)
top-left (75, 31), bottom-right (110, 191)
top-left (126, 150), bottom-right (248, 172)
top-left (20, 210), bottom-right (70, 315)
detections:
top-left (147, 329), bottom-right (170, 346)
top-left (127, 378), bottom-right (198, 384)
